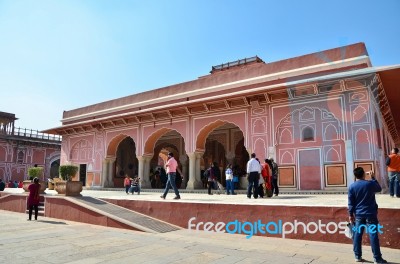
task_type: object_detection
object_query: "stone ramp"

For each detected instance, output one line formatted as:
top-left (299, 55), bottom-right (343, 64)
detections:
top-left (67, 196), bottom-right (181, 233)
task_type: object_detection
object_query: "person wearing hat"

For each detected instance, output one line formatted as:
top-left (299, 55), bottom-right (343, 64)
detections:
top-left (160, 152), bottom-right (182, 200)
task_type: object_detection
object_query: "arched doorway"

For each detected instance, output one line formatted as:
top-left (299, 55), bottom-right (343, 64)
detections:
top-left (114, 137), bottom-right (138, 187)
top-left (50, 159), bottom-right (60, 178)
top-left (199, 122), bottom-right (249, 188)
top-left (145, 129), bottom-right (188, 189)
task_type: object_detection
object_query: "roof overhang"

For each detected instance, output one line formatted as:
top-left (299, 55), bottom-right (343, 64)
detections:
top-left (42, 65), bottom-right (400, 145)
top-left (376, 66), bottom-right (400, 145)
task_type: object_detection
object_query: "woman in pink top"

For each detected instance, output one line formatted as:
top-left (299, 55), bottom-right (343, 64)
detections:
top-left (27, 177), bottom-right (41, 221)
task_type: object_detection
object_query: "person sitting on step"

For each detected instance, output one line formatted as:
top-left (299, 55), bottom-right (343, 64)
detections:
top-left (129, 176), bottom-right (140, 195)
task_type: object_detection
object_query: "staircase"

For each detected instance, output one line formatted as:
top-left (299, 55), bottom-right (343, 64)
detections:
top-left (25, 196), bottom-right (45, 219)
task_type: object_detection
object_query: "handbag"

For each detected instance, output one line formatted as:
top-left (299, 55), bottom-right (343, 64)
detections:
top-left (344, 222), bottom-right (354, 239)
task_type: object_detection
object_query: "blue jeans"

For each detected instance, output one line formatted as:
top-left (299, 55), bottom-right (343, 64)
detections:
top-left (353, 216), bottom-right (382, 261)
top-left (247, 172), bottom-right (259, 198)
top-left (129, 185), bottom-right (140, 194)
top-left (226, 179), bottom-right (235, 194)
top-left (388, 171), bottom-right (400, 197)
top-left (162, 172), bottom-right (180, 198)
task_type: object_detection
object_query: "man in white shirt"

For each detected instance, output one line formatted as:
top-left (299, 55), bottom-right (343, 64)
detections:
top-left (246, 153), bottom-right (261, 199)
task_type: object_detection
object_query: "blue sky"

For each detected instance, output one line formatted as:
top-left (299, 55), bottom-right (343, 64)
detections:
top-left (1, 0), bottom-right (399, 131)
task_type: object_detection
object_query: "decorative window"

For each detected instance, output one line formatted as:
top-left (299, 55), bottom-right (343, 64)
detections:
top-left (17, 151), bottom-right (24, 164)
top-left (302, 127), bottom-right (314, 142)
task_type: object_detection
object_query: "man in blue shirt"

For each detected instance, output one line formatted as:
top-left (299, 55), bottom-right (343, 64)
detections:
top-left (348, 167), bottom-right (387, 264)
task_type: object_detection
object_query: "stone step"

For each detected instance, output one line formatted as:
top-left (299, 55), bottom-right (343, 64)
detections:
top-left (85, 187), bottom-right (347, 195)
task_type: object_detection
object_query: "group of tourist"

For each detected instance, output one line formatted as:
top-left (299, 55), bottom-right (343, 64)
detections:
top-left (245, 153), bottom-right (279, 199)
top-left (0, 179), bottom-right (23, 189)
top-left (123, 175), bottom-right (141, 195)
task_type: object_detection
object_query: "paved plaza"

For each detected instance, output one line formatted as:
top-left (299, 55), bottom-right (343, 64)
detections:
top-left (4, 187), bottom-right (399, 209)
top-left (1, 210), bottom-right (399, 264)
top-left (1, 189), bottom-right (400, 263)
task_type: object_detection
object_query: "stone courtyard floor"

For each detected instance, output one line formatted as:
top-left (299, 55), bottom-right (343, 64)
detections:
top-left (1, 188), bottom-right (399, 263)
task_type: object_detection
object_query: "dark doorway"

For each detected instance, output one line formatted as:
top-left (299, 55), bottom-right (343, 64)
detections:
top-left (79, 164), bottom-right (87, 186)
top-left (50, 159), bottom-right (60, 178)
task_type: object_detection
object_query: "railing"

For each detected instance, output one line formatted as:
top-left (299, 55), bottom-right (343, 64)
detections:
top-left (5, 127), bottom-right (62, 142)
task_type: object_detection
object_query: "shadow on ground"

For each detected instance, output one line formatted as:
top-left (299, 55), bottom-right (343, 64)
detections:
top-left (271, 196), bottom-right (313, 199)
top-left (37, 220), bottom-right (67, 225)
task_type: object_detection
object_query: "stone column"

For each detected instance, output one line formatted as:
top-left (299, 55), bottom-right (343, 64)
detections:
top-left (225, 151), bottom-right (236, 165)
top-left (195, 152), bottom-right (203, 184)
top-left (101, 159), bottom-right (108, 187)
top-left (137, 155), bottom-right (145, 187)
top-left (104, 158), bottom-right (115, 188)
top-left (268, 146), bottom-right (276, 160)
top-left (141, 156), bottom-right (151, 188)
top-left (107, 158), bottom-right (115, 188)
top-left (179, 154), bottom-right (188, 188)
top-left (186, 152), bottom-right (202, 189)
top-left (345, 140), bottom-right (354, 186)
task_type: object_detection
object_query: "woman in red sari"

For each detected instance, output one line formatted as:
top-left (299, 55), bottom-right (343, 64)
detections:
top-left (27, 177), bottom-right (40, 221)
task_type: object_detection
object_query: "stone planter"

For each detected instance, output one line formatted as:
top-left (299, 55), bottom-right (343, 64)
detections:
top-left (55, 181), bottom-right (82, 196)
top-left (23, 180), bottom-right (47, 194)
top-left (48, 178), bottom-right (61, 190)
top-left (22, 180), bottom-right (32, 192)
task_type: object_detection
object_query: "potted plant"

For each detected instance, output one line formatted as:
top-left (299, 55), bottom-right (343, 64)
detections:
top-left (55, 164), bottom-right (82, 196)
top-left (23, 167), bottom-right (46, 193)
top-left (59, 165), bottom-right (79, 181)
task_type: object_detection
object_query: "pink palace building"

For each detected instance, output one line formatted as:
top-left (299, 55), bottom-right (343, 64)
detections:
top-left (44, 43), bottom-right (400, 192)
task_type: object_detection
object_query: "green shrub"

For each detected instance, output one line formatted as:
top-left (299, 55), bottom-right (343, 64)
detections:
top-left (27, 167), bottom-right (43, 180)
top-left (59, 165), bottom-right (79, 181)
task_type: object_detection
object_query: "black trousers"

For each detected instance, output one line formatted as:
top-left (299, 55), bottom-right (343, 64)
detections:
top-left (258, 184), bottom-right (264, 198)
top-left (272, 179), bottom-right (279, 195)
top-left (247, 172), bottom-right (259, 198)
top-left (208, 181), bottom-right (213, 194)
top-left (29, 205), bottom-right (38, 220)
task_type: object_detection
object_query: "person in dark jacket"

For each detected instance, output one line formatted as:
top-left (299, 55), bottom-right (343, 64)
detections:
top-left (348, 167), bottom-right (387, 264)
top-left (0, 179), bottom-right (5, 191)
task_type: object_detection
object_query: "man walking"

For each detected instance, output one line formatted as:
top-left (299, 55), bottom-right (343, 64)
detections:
top-left (270, 158), bottom-right (279, 196)
top-left (348, 167), bottom-right (387, 264)
top-left (246, 153), bottom-right (261, 199)
top-left (160, 152), bottom-right (182, 200)
top-left (386, 147), bottom-right (400, 198)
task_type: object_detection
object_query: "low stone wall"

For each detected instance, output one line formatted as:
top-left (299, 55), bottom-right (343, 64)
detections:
top-left (0, 192), bottom-right (27, 213)
top-left (106, 199), bottom-right (400, 250)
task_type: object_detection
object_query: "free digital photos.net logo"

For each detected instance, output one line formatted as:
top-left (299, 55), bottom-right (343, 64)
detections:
top-left (188, 217), bottom-right (384, 239)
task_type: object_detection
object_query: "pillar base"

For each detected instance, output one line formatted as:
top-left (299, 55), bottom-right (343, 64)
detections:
top-left (140, 180), bottom-right (151, 189)
top-left (186, 180), bottom-right (203, 189)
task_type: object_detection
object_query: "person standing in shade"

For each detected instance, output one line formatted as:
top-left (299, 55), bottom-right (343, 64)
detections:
top-left (0, 179), bottom-right (5, 191)
top-left (348, 167), bottom-right (387, 264)
top-left (160, 152), bottom-right (182, 200)
top-left (27, 177), bottom-right (41, 221)
top-left (246, 153), bottom-right (261, 199)
top-left (386, 147), bottom-right (400, 198)
top-left (270, 158), bottom-right (279, 196)
top-left (225, 164), bottom-right (235, 195)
